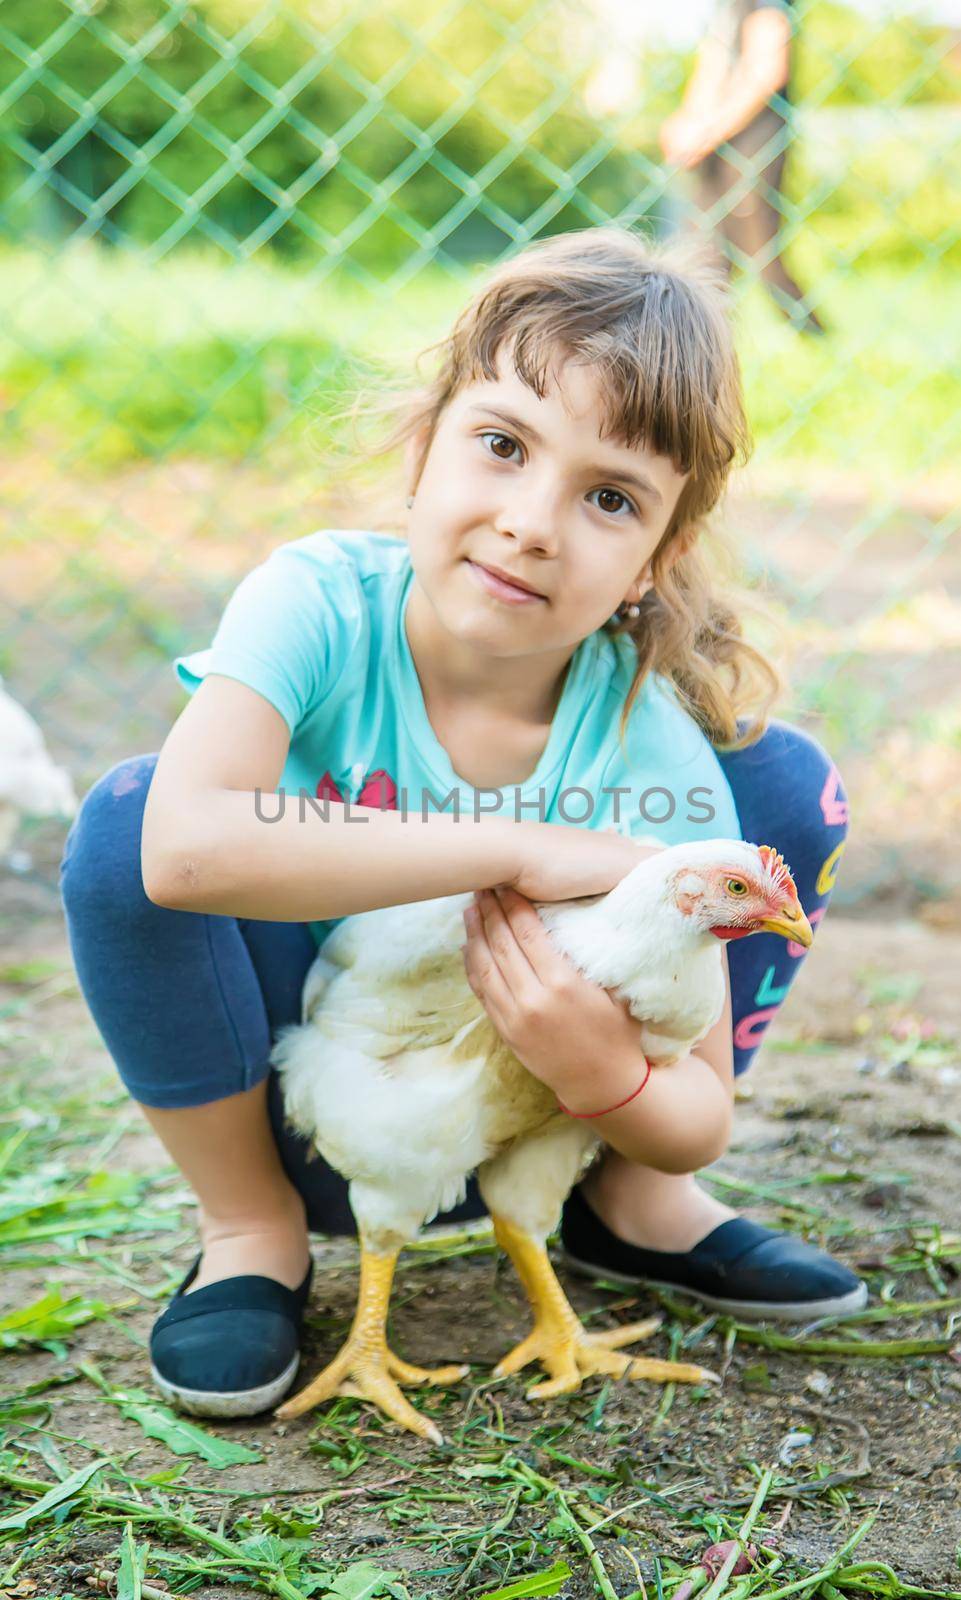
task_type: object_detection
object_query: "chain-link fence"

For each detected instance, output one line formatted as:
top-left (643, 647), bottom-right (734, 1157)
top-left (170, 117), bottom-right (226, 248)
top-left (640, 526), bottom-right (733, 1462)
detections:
top-left (2, 0), bottom-right (960, 921)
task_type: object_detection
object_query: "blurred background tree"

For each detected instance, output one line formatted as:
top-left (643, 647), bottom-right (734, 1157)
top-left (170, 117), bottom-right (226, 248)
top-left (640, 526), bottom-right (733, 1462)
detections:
top-left (2, 1), bottom-right (958, 270)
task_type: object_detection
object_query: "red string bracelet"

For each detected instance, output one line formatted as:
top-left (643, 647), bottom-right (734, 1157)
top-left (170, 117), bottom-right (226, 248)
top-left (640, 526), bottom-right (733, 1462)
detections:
top-left (557, 1057), bottom-right (652, 1119)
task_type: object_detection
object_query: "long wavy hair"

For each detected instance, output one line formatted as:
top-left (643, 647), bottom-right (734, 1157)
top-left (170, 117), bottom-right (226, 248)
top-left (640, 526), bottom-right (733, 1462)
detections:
top-left (344, 225), bottom-right (784, 752)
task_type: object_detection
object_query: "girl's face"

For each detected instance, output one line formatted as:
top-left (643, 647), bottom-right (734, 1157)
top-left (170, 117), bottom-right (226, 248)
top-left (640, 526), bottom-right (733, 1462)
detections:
top-left (405, 352), bottom-right (689, 659)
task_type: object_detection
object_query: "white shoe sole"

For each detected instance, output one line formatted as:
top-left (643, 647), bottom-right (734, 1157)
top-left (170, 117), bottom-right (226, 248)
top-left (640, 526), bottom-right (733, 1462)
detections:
top-left (560, 1249), bottom-right (869, 1323)
top-left (150, 1350), bottom-right (300, 1418)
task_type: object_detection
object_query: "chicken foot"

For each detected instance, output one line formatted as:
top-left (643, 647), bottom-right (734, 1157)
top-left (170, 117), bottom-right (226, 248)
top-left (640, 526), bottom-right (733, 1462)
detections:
top-left (490, 1213), bottom-right (718, 1398)
top-left (274, 1239), bottom-right (468, 1443)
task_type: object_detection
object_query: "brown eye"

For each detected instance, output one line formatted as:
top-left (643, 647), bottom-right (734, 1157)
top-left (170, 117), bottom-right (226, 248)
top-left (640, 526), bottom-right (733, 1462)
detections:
top-left (727, 878), bottom-right (747, 894)
top-left (589, 487), bottom-right (634, 518)
top-left (597, 489), bottom-right (626, 514)
top-left (484, 432), bottom-right (518, 460)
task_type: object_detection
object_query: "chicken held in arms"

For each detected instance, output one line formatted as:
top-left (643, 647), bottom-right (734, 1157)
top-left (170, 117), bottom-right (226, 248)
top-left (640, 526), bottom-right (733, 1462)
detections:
top-left (271, 839), bottom-right (812, 1442)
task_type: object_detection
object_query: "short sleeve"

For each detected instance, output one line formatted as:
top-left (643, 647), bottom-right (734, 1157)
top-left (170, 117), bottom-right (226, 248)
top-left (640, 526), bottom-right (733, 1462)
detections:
top-left (172, 537), bottom-right (364, 736)
top-left (601, 673), bottom-right (742, 845)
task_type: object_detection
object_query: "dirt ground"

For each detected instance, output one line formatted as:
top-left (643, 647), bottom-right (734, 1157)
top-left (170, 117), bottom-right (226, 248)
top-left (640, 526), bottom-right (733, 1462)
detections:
top-left (1, 879), bottom-right (959, 1595)
top-left (2, 468), bottom-right (960, 1592)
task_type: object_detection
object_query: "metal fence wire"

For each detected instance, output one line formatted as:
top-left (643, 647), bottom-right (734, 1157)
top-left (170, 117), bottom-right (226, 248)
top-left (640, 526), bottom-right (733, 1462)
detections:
top-left (1, 0), bottom-right (960, 919)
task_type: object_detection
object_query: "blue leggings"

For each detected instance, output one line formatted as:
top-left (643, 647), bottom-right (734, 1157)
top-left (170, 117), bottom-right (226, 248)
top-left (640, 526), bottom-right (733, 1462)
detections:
top-left (58, 722), bottom-right (849, 1234)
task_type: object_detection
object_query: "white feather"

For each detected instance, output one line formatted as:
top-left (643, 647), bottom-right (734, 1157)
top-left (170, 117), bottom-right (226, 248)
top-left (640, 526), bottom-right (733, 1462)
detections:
top-left (271, 838), bottom-right (778, 1253)
top-left (0, 678), bottom-right (78, 857)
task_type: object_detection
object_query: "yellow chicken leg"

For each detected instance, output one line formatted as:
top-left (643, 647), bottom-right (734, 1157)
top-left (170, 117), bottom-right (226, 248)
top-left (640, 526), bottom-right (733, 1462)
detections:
top-left (274, 1238), bottom-right (468, 1443)
top-left (490, 1214), bottom-right (718, 1398)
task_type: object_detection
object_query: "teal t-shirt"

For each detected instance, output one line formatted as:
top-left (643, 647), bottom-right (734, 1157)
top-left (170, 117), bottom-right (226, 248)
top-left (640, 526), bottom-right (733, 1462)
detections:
top-left (173, 529), bottom-right (742, 949)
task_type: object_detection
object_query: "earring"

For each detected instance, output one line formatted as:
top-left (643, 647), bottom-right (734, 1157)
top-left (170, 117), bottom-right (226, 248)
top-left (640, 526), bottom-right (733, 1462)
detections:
top-left (405, 494), bottom-right (414, 509)
top-left (617, 600), bottom-right (641, 621)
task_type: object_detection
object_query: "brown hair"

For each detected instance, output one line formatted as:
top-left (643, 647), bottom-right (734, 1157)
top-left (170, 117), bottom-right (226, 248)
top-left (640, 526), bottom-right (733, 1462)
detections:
top-left (348, 224), bottom-right (784, 752)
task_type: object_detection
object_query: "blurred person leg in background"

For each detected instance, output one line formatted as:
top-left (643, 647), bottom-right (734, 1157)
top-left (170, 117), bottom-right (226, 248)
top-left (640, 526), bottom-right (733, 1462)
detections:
top-left (659, 0), bottom-right (825, 334)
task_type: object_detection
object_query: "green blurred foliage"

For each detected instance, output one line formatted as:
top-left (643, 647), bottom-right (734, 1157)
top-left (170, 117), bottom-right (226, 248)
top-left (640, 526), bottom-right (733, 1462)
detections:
top-left (794, 1), bottom-right (961, 105)
top-left (1, 244), bottom-right (957, 476)
top-left (0, 0), bottom-right (675, 269)
top-left (2, 0), bottom-right (958, 269)
top-left (0, 0), bottom-right (958, 272)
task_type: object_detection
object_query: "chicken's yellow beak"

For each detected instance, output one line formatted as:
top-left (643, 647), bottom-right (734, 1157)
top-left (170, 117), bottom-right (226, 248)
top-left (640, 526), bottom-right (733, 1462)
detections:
top-left (759, 905), bottom-right (814, 948)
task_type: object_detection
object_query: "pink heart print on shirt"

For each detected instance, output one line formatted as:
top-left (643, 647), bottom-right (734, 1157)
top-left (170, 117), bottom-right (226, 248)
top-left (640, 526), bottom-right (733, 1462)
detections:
top-left (315, 771), bottom-right (344, 804)
top-left (356, 769), bottom-right (398, 809)
top-left (315, 769), bottom-right (398, 810)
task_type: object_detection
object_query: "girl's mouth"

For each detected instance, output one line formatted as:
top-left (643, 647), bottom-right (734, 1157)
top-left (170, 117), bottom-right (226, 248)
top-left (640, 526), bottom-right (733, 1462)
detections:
top-left (466, 560), bottom-right (547, 605)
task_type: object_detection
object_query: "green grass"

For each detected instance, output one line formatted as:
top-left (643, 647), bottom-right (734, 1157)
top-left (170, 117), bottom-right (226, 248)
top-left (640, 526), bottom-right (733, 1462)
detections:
top-left (3, 966), bottom-right (961, 1597)
top-left (0, 242), bottom-right (959, 486)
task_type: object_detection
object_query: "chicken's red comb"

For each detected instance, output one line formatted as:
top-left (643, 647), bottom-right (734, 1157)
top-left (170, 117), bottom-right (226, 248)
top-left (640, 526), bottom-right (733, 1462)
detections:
top-left (758, 844), bottom-right (798, 899)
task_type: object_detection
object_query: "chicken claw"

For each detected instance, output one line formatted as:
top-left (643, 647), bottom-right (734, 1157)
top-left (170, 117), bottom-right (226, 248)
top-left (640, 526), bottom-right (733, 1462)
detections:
top-left (273, 1243), bottom-right (467, 1444)
top-left (490, 1214), bottom-right (719, 1398)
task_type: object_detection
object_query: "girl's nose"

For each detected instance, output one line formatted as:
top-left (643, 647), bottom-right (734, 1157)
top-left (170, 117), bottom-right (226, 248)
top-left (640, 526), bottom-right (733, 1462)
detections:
top-left (493, 492), bottom-right (562, 557)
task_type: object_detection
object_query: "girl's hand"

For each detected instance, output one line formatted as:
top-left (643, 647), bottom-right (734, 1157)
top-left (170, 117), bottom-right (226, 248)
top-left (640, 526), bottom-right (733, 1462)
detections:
top-left (461, 884), bottom-right (648, 1103)
top-left (507, 823), bottom-right (665, 904)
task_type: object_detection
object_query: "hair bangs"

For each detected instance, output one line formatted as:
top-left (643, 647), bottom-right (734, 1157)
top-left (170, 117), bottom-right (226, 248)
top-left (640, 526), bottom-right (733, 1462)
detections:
top-left (452, 268), bottom-right (741, 494)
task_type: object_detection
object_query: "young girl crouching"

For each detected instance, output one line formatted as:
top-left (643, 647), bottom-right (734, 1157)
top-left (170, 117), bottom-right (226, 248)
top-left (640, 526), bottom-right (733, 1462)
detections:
top-left (60, 225), bottom-right (863, 1418)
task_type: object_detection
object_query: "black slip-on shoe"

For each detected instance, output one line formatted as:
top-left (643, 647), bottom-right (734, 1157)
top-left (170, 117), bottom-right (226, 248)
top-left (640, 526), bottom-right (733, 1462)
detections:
top-left (149, 1254), bottom-right (314, 1418)
top-left (559, 1185), bottom-right (868, 1322)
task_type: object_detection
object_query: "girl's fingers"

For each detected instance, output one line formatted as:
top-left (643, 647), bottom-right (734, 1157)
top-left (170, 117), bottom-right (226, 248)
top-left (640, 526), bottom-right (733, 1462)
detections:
top-left (476, 893), bottom-right (541, 1003)
top-left (473, 890), bottom-right (515, 968)
top-left (463, 902), bottom-right (508, 985)
top-left (476, 887), bottom-right (535, 967)
top-left (475, 889), bottom-right (549, 1019)
top-left (483, 885), bottom-right (577, 989)
top-left (464, 900), bottom-right (513, 1017)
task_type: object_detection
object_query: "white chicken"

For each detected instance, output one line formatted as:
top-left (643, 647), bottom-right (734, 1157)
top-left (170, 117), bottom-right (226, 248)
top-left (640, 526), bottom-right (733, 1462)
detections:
top-left (272, 838), bottom-right (812, 1442)
top-left (0, 678), bottom-right (78, 863)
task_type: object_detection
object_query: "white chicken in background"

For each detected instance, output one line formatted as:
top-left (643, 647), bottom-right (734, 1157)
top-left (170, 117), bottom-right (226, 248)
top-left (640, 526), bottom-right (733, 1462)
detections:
top-left (272, 839), bottom-right (813, 1443)
top-left (0, 678), bottom-right (78, 868)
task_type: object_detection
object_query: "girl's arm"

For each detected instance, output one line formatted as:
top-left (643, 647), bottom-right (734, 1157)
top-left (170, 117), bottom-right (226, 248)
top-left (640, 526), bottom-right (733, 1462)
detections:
top-left (698, 7), bottom-right (792, 147)
top-left (141, 676), bottom-right (658, 920)
top-left (555, 958), bottom-right (735, 1174)
top-left (659, 8), bottom-right (792, 169)
top-left (676, 31), bottom-right (732, 120)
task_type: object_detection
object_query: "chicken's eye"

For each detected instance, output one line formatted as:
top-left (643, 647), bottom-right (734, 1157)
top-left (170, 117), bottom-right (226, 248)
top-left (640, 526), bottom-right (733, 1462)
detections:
top-left (727, 879), bottom-right (748, 895)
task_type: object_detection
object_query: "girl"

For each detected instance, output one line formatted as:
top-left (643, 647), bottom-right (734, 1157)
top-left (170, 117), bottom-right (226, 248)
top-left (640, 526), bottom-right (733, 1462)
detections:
top-left (59, 226), bottom-right (863, 1420)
